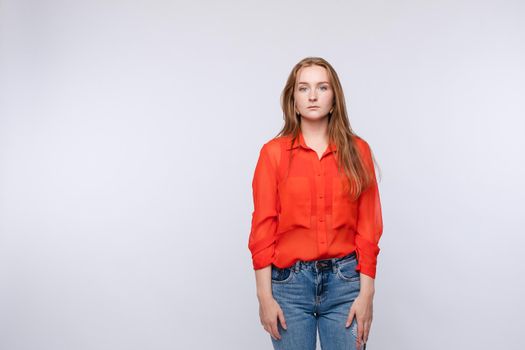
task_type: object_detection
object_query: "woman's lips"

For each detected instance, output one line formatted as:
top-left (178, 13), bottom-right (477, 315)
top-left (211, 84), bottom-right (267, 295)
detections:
top-left (308, 106), bottom-right (320, 109)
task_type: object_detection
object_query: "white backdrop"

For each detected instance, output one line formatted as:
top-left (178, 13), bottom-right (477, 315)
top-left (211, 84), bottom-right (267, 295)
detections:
top-left (1, 1), bottom-right (524, 349)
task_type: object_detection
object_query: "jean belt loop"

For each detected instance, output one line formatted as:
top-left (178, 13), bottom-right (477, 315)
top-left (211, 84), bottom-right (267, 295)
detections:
top-left (331, 257), bottom-right (337, 274)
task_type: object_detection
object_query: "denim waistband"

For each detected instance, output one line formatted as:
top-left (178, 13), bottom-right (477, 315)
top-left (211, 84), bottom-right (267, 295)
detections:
top-left (287, 250), bottom-right (357, 273)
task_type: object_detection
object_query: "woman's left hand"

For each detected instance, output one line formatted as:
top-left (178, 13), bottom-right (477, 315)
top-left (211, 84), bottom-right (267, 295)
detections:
top-left (345, 290), bottom-right (374, 347)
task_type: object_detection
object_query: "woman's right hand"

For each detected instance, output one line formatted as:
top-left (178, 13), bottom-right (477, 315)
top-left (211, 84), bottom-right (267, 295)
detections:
top-left (258, 295), bottom-right (287, 340)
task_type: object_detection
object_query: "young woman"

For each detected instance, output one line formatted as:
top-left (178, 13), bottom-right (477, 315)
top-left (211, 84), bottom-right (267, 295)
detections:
top-left (248, 57), bottom-right (383, 350)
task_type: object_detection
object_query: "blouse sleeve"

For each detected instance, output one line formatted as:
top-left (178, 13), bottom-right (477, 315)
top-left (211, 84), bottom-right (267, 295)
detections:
top-left (247, 143), bottom-right (279, 270)
top-left (354, 140), bottom-right (384, 279)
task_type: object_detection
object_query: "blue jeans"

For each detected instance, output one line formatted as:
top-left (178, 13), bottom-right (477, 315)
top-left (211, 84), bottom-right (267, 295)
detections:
top-left (270, 251), bottom-right (365, 350)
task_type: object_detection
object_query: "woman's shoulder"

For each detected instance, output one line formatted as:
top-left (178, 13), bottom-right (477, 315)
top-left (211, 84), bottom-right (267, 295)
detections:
top-left (352, 134), bottom-right (371, 152)
top-left (261, 134), bottom-right (289, 151)
top-left (257, 135), bottom-right (288, 165)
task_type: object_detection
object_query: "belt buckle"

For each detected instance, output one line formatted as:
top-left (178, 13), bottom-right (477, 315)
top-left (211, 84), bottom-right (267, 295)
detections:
top-left (315, 260), bottom-right (331, 269)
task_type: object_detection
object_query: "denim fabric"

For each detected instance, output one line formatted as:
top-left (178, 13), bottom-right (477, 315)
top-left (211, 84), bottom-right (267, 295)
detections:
top-left (270, 251), bottom-right (365, 350)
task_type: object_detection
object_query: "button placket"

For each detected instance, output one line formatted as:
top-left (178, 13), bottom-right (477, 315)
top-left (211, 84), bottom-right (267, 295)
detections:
top-left (314, 157), bottom-right (327, 247)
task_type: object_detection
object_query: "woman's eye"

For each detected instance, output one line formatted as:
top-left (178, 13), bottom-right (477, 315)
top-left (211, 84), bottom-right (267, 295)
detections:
top-left (298, 87), bottom-right (307, 91)
top-left (319, 86), bottom-right (328, 91)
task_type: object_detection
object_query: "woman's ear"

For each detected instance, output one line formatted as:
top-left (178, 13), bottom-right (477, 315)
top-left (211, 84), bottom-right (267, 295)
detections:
top-left (294, 103), bottom-right (300, 116)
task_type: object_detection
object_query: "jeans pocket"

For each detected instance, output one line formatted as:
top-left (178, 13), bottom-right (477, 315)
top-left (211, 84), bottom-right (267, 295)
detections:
top-left (271, 265), bottom-right (295, 284)
top-left (336, 259), bottom-right (360, 282)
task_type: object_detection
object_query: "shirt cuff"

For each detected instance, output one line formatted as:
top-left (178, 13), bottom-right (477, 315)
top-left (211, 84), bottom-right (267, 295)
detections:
top-left (251, 245), bottom-right (275, 270)
top-left (354, 236), bottom-right (381, 279)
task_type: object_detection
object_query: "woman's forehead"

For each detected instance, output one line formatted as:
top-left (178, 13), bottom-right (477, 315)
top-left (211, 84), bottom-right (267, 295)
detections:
top-left (296, 65), bottom-right (330, 84)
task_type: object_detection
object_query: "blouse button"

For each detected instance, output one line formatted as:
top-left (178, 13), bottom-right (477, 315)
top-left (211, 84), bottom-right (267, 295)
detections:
top-left (319, 217), bottom-right (324, 222)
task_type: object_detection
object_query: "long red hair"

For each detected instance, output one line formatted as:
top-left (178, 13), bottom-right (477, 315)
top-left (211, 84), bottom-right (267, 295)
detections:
top-left (274, 56), bottom-right (381, 200)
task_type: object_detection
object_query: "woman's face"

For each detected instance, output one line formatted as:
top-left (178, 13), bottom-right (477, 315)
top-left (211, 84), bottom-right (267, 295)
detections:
top-left (294, 65), bottom-right (334, 121)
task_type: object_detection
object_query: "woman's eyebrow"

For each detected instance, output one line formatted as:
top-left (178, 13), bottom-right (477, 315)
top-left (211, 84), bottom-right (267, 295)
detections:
top-left (297, 81), bottom-right (331, 85)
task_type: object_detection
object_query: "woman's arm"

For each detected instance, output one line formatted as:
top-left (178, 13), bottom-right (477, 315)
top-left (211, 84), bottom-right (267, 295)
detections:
top-left (255, 265), bottom-right (272, 300)
top-left (255, 266), bottom-right (287, 341)
top-left (248, 143), bottom-right (279, 270)
top-left (248, 143), bottom-right (286, 340)
top-left (353, 139), bottom-right (383, 280)
top-left (347, 139), bottom-right (383, 347)
top-left (360, 273), bottom-right (375, 297)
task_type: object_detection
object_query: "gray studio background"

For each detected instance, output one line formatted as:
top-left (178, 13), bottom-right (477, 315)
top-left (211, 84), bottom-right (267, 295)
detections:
top-left (1, 1), bottom-right (524, 349)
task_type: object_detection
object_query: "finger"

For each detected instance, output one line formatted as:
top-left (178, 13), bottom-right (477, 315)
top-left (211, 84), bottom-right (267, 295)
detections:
top-left (364, 320), bottom-right (371, 343)
top-left (355, 336), bottom-right (364, 350)
top-left (345, 308), bottom-right (355, 328)
top-left (278, 310), bottom-right (287, 330)
top-left (265, 323), bottom-right (277, 341)
top-left (265, 324), bottom-right (276, 340)
top-left (357, 319), bottom-right (364, 345)
top-left (271, 322), bottom-right (281, 340)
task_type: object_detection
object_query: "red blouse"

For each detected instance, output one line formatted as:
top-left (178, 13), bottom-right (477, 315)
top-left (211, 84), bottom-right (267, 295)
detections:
top-left (247, 130), bottom-right (383, 279)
